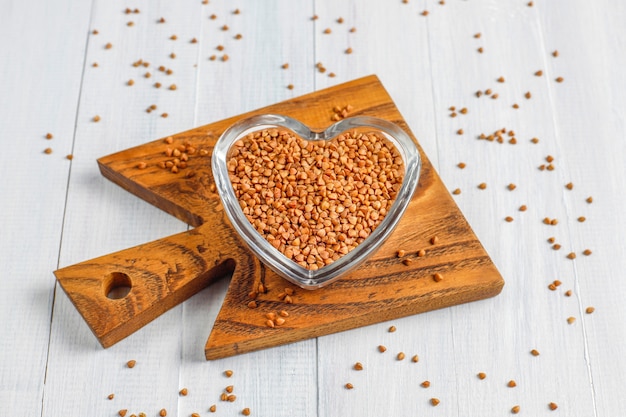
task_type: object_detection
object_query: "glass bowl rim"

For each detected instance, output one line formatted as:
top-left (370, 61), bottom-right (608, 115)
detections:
top-left (211, 114), bottom-right (421, 289)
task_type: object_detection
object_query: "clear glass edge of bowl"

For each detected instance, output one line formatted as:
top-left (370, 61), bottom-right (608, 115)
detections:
top-left (211, 114), bottom-right (422, 289)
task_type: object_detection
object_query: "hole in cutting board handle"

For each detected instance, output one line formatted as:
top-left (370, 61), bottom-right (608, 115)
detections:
top-left (104, 272), bottom-right (132, 299)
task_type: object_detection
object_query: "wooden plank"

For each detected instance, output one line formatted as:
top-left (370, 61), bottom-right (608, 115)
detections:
top-left (312, 4), bottom-right (453, 416)
top-left (54, 75), bottom-right (504, 361)
top-left (312, 3), bottom-right (464, 415)
top-left (43, 1), bottom-right (204, 416)
top-left (426, 2), bottom-right (597, 416)
top-left (0, 1), bottom-right (92, 415)
top-left (535, 1), bottom-right (626, 414)
top-left (181, 3), bottom-right (319, 417)
top-left (183, 3), bottom-right (320, 417)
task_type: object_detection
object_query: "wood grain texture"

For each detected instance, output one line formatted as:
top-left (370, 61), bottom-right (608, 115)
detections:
top-left (0, 0), bottom-right (92, 415)
top-left (42, 3), bottom-right (207, 416)
top-left (54, 75), bottom-right (504, 359)
top-left (4, 0), bottom-right (626, 415)
top-left (424, 2), bottom-right (599, 415)
top-left (534, 2), bottom-right (626, 414)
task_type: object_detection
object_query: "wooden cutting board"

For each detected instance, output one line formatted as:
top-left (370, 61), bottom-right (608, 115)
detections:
top-left (54, 75), bottom-right (504, 360)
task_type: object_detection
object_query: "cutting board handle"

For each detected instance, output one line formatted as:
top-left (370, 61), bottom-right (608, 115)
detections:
top-left (54, 216), bottom-right (255, 348)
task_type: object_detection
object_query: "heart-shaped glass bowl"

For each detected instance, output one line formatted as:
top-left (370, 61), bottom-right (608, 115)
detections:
top-left (212, 114), bottom-right (421, 289)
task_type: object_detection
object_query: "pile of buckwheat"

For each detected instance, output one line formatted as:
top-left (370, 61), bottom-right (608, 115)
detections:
top-left (227, 128), bottom-right (404, 270)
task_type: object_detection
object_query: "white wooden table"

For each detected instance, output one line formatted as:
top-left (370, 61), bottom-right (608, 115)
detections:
top-left (2, 1), bottom-right (625, 415)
